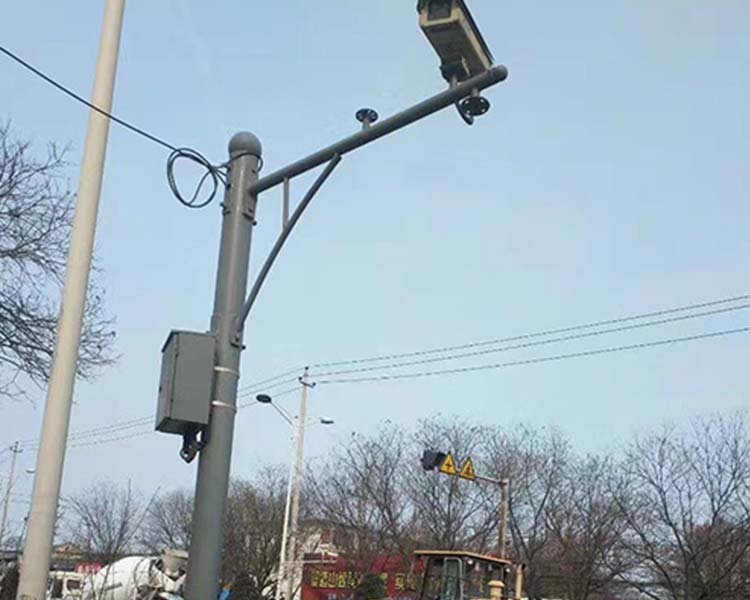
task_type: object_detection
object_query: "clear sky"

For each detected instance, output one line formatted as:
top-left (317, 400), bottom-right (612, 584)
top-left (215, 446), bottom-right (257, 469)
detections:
top-left (1, 0), bottom-right (749, 534)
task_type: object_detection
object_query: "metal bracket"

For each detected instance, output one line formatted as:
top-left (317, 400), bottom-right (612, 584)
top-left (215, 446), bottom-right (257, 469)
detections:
top-left (214, 365), bottom-right (240, 378)
top-left (236, 155), bottom-right (343, 332)
top-left (211, 400), bottom-right (237, 413)
top-left (180, 426), bottom-right (206, 463)
top-left (299, 376), bottom-right (317, 389)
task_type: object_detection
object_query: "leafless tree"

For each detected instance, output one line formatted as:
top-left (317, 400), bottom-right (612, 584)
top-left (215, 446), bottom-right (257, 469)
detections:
top-left (486, 425), bottom-right (571, 599)
top-left (222, 468), bottom-right (288, 600)
top-left (308, 425), bottom-right (418, 569)
top-left (140, 488), bottom-right (193, 553)
top-left (0, 123), bottom-right (115, 401)
top-left (64, 480), bottom-right (145, 565)
top-left (544, 454), bottom-right (630, 600)
top-left (614, 413), bottom-right (750, 600)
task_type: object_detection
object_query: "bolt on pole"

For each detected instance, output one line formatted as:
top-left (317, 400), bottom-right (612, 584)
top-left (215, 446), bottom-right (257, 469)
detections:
top-left (16, 1), bottom-right (125, 597)
top-left (183, 133), bottom-right (262, 600)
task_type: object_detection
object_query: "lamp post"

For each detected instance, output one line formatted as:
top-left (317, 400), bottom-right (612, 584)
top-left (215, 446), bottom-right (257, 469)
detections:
top-left (174, 4), bottom-right (507, 597)
top-left (258, 381), bottom-right (334, 600)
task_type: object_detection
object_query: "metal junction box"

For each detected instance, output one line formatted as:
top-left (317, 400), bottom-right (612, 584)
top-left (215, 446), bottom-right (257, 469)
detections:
top-left (156, 330), bottom-right (215, 435)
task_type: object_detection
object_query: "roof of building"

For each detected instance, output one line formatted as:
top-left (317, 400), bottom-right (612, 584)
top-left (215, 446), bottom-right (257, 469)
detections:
top-left (413, 549), bottom-right (511, 565)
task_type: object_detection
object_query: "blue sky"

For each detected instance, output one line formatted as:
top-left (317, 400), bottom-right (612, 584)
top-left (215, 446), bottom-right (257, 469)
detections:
top-left (1, 0), bottom-right (749, 530)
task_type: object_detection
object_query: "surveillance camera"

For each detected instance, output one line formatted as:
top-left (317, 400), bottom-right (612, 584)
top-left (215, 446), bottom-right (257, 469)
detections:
top-left (417, 0), bottom-right (494, 82)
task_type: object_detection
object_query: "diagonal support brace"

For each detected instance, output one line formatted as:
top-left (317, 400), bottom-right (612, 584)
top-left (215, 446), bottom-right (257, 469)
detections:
top-left (236, 154), bottom-right (342, 334)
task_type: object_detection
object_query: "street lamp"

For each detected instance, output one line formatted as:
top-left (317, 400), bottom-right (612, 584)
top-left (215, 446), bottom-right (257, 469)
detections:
top-left (257, 383), bottom-right (334, 600)
top-left (156, 3), bottom-right (507, 597)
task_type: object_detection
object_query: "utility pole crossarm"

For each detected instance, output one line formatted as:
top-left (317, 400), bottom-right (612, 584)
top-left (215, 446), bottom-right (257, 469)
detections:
top-left (249, 65), bottom-right (508, 195)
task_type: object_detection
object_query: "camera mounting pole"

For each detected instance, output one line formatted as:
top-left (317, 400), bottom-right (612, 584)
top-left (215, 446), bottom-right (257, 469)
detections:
top-left (185, 65), bottom-right (508, 600)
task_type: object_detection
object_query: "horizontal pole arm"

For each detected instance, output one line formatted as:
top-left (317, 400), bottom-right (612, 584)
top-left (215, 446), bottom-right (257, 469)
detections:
top-left (474, 474), bottom-right (508, 486)
top-left (249, 65), bottom-right (508, 194)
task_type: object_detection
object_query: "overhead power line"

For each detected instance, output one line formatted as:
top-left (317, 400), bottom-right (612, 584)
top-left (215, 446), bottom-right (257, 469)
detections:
top-left (317, 326), bottom-right (750, 385)
top-left (311, 293), bottom-right (750, 369)
top-left (17, 368), bottom-right (302, 451)
top-left (310, 303), bottom-right (750, 378)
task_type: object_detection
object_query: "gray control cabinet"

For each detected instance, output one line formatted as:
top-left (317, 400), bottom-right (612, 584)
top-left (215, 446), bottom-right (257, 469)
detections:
top-left (156, 330), bottom-right (215, 435)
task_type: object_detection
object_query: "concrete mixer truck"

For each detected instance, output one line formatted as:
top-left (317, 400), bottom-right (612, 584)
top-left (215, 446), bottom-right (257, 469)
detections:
top-left (79, 550), bottom-right (187, 600)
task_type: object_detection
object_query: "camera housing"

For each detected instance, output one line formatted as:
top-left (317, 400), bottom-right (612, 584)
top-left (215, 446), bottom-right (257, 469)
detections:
top-left (417, 0), bottom-right (494, 82)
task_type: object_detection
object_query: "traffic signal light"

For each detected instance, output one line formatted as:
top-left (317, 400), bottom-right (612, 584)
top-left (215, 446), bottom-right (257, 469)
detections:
top-left (421, 449), bottom-right (447, 471)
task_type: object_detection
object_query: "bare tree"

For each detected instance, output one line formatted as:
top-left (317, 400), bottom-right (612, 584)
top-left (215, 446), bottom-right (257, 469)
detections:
top-left (0, 123), bottom-right (115, 401)
top-left (222, 469), bottom-right (288, 600)
top-left (544, 454), bottom-right (630, 600)
top-left (487, 425), bottom-right (570, 599)
top-left (65, 481), bottom-right (145, 565)
top-left (615, 413), bottom-right (750, 600)
top-left (308, 425), bottom-right (418, 569)
top-left (140, 488), bottom-right (193, 553)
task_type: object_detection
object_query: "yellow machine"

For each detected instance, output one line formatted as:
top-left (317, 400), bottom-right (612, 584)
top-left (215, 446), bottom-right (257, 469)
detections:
top-left (414, 550), bottom-right (524, 600)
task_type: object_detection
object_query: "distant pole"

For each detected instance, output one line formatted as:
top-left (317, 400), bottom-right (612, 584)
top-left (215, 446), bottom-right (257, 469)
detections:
top-left (0, 442), bottom-right (21, 550)
top-left (286, 368), bottom-right (310, 600)
top-left (183, 132), bottom-right (262, 600)
top-left (499, 478), bottom-right (509, 559)
top-left (16, 1), bottom-right (125, 597)
top-left (275, 429), bottom-right (296, 600)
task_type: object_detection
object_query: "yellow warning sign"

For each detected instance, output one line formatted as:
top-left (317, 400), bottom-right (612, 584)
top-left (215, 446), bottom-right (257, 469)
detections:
top-left (439, 452), bottom-right (458, 476)
top-left (459, 457), bottom-right (477, 481)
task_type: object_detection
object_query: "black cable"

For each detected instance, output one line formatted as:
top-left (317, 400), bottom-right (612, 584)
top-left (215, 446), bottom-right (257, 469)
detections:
top-left (317, 326), bottom-right (750, 385)
top-left (311, 293), bottom-right (750, 369)
top-left (0, 45), bottom-right (178, 153)
top-left (310, 303), bottom-right (750, 378)
top-left (0, 43), bottom-right (237, 209)
top-left (166, 148), bottom-right (225, 209)
top-left (238, 366), bottom-right (304, 392)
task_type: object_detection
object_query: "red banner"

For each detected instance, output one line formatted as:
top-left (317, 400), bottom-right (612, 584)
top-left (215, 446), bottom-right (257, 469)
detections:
top-left (303, 555), bottom-right (423, 600)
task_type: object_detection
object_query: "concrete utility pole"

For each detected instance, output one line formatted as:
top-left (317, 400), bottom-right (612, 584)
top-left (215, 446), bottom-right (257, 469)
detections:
top-left (17, 1), bottom-right (125, 597)
top-left (0, 442), bottom-right (22, 550)
top-left (275, 431), bottom-right (296, 600)
top-left (183, 133), bottom-right (262, 600)
top-left (499, 478), bottom-right (510, 559)
top-left (285, 368), bottom-right (310, 600)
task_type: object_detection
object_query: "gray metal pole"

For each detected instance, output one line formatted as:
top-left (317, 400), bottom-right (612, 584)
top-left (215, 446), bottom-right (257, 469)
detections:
top-left (286, 368), bottom-right (309, 600)
top-left (184, 132), bottom-right (262, 600)
top-left (0, 442), bottom-right (21, 550)
top-left (250, 65), bottom-right (508, 194)
top-left (16, 2), bottom-right (125, 597)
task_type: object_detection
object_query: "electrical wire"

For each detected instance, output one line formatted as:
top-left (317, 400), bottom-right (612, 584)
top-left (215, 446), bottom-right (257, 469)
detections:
top-left (15, 366), bottom-right (302, 450)
top-left (0, 45), bottom-right (177, 152)
top-left (0, 43), bottom-right (240, 209)
top-left (311, 293), bottom-right (750, 369)
top-left (237, 376), bottom-right (300, 398)
top-left (238, 385), bottom-right (299, 409)
top-left (316, 326), bottom-right (750, 385)
top-left (310, 303), bottom-right (750, 378)
top-left (239, 366), bottom-right (304, 391)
